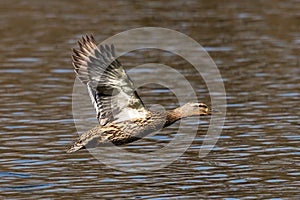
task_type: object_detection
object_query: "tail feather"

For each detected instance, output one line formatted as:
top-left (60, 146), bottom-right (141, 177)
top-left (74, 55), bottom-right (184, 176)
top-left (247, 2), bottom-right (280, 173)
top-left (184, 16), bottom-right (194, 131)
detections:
top-left (66, 142), bottom-right (84, 153)
top-left (66, 127), bottom-right (107, 153)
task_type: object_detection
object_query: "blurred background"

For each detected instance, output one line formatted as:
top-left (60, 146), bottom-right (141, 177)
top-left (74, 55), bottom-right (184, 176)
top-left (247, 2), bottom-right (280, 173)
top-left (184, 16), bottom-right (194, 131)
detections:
top-left (0, 0), bottom-right (299, 199)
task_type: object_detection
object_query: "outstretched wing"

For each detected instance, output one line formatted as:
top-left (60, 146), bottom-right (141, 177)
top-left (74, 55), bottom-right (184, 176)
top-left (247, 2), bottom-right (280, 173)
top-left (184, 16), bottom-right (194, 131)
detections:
top-left (72, 35), bottom-right (147, 125)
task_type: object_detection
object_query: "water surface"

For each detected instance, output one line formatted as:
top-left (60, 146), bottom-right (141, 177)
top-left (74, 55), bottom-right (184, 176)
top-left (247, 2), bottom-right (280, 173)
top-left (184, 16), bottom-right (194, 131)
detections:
top-left (0, 1), bottom-right (299, 199)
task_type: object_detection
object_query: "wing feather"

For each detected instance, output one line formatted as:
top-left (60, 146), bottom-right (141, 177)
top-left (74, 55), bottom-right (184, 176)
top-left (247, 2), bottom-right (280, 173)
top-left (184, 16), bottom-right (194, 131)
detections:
top-left (72, 35), bottom-right (147, 125)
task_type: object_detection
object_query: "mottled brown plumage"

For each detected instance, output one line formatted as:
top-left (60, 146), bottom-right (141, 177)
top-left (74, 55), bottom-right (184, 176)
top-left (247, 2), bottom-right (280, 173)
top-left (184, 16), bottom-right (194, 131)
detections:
top-left (67, 35), bottom-right (211, 153)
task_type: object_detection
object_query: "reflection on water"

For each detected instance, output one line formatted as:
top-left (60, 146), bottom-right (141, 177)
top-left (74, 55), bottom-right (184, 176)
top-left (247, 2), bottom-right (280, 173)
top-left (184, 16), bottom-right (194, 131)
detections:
top-left (0, 1), bottom-right (299, 199)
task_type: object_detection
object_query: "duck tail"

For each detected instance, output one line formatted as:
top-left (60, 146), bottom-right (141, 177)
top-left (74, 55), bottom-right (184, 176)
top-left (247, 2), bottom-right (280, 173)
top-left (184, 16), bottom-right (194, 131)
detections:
top-left (66, 142), bottom-right (84, 153)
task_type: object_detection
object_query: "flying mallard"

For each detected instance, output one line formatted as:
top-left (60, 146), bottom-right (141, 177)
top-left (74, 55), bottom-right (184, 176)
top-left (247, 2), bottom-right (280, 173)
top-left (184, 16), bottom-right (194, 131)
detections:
top-left (67, 35), bottom-right (211, 153)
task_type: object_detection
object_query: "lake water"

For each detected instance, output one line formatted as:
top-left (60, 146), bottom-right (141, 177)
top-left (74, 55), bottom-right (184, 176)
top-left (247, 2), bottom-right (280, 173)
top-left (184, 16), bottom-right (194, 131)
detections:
top-left (0, 1), bottom-right (299, 199)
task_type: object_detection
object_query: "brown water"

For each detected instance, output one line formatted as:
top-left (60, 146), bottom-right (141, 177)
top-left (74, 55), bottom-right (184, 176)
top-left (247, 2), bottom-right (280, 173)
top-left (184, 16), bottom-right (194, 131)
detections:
top-left (0, 1), bottom-right (299, 199)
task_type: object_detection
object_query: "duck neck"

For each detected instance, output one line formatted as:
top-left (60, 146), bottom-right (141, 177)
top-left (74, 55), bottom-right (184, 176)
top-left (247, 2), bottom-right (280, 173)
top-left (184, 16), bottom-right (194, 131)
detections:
top-left (164, 108), bottom-right (183, 127)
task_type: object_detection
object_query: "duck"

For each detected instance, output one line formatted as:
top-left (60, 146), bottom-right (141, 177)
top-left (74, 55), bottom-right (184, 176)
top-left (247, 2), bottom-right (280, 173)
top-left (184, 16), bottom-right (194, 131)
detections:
top-left (66, 35), bottom-right (211, 153)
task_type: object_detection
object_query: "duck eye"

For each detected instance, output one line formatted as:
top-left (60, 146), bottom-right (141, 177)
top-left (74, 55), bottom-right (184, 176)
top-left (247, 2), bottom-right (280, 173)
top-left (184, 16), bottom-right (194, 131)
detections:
top-left (198, 104), bottom-right (207, 108)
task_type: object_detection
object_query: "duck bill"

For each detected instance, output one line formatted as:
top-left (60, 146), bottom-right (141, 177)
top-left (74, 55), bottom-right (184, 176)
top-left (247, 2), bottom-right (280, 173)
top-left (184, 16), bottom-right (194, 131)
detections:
top-left (209, 109), bottom-right (222, 115)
